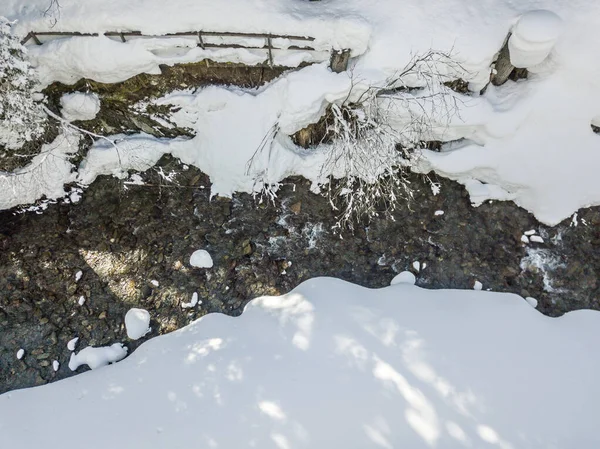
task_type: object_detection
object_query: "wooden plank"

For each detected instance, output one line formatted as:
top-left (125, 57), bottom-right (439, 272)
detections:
top-left (267, 37), bottom-right (273, 67)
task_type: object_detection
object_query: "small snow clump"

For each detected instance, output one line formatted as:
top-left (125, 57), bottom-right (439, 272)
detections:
top-left (509, 10), bottom-right (563, 68)
top-left (68, 343), bottom-right (128, 371)
top-left (60, 92), bottom-right (101, 122)
top-left (190, 250), bottom-right (213, 268)
top-left (125, 308), bottom-right (151, 340)
top-left (390, 271), bottom-right (416, 286)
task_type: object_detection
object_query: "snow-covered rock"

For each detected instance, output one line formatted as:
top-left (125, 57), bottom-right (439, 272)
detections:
top-left (124, 308), bottom-right (151, 340)
top-left (60, 92), bottom-right (101, 121)
top-left (190, 249), bottom-right (213, 268)
top-left (509, 10), bottom-right (563, 68)
top-left (68, 343), bottom-right (128, 371)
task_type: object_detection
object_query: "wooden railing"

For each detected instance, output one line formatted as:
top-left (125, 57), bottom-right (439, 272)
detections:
top-left (21, 30), bottom-right (351, 71)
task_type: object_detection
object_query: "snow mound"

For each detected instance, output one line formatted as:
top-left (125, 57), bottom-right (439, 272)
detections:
top-left (390, 271), bottom-right (416, 285)
top-left (1, 277), bottom-right (599, 448)
top-left (124, 308), bottom-right (151, 340)
top-left (190, 249), bottom-right (213, 268)
top-left (60, 92), bottom-right (101, 121)
top-left (68, 343), bottom-right (128, 371)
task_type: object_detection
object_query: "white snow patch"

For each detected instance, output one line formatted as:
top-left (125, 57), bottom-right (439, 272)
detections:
top-left (473, 280), bottom-right (483, 291)
top-left (124, 308), bottom-right (151, 340)
top-left (524, 229), bottom-right (537, 236)
top-left (520, 248), bottom-right (564, 292)
top-left (434, 210), bottom-right (444, 216)
top-left (75, 270), bottom-right (83, 282)
top-left (390, 271), bottom-right (416, 286)
top-left (190, 250), bottom-right (213, 268)
top-left (60, 92), bottom-right (101, 121)
top-left (67, 337), bottom-right (79, 351)
top-left (78, 295), bottom-right (86, 306)
top-left (16, 349), bottom-right (24, 360)
top-left (52, 360), bottom-right (60, 371)
top-left (521, 235), bottom-right (530, 244)
top-left (530, 235), bottom-right (544, 243)
top-left (412, 261), bottom-right (421, 272)
top-left (68, 343), bottom-right (128, 371)
top-left (150, 279), bottom-right (159, 287)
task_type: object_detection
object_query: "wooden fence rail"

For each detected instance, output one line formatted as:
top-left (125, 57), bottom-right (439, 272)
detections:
top-left (20, 30), bottom-right (350, 71)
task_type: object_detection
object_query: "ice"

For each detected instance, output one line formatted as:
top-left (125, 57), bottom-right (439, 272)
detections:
top-left (75, 270), bottom-right (82, 282)
top-left (473, 280), bottom-right (483, 290)
top-left (125, 308), bottom-right (151, 340)
top-left (390, 271), bottom-right (416, 286)
top-left (530, 235), bottom-right (544, 243)
top-left (190, 249), bottom-right (213, 268)
top-left (524, 229), bottom-right (537, 236)
top-left (60, 92), bottom-right (101, 121)
top-left (150, 279), bottom-right (159, 287)
top-left (525, 296), bottom-right (538, 308)
top-left (412, 261), bottom-right (421, 272)
top-left (434, 210), bottom-right (444, 216)
top-left (78, 295), bottom-right (86, 306)
top-left (67, 337), bottom-right (79, 351)
top-left (16, 349), bottom-right (24, 360)
top-left (52, 360), bottom-right (60, 371)
top-left (68, 343), bottom-right (128, 371)
top-left (181, 292), bottom-right (200, 309)
top-left (521, 235), bottom-right (530, 244)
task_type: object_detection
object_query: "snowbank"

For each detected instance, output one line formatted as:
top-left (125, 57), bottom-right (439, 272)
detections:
top-left (1, 277), bottom-right (599, 448)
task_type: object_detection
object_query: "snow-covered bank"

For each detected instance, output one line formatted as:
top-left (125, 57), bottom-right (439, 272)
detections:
top-left (1, 277), bottom-right (599, 448)
top-left (3, 0), bottom-right (600, 225)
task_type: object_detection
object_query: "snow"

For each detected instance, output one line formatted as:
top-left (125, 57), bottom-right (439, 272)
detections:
top-left (68, 343), bottom-right (128, 371)
top-left (0, 1), bottom-right (598, 224)
top-left (67, 337), bottom-right (79, 351)
top-left (150, 279), bottom-right (159, 287)
top-left (434, 210), bottom-right (444, 216)
top-left (190, 249), bottom-right (213, 269)
top-left (524, 229), bottom-right (537, 236)
top-left (2, 277), bottom-right (600, 448)
top-left (182, 292), bottom-right (200, 309)
top-left (78, 295), bottom-right (86, 306)
top-left (16, 349), bottom-right (24, 360)
top-left (391, 271), bottom-right (416, 286)
top-left (60, 92), bottom-right (101, 121)
top-left (509, 10), bottom-right (563, 68)
top-left (0, 130), bottom-right (80, 211)
top-left (74, 270), bottom-right (82, 282)
top-left (473, 280), bottom-right (483, 291)
top-left (124, 308), bottom-right (151, 340)
top-left (521, 235), bottom-right (530, 243)
top-left (412, 261), bottom-right (421, 272)
top-left (525, 296), bottom-right (539, 308)
top-left (530, 235), bottom-right (544, 243)
top-left (52, 360), bottom-right (60, 371)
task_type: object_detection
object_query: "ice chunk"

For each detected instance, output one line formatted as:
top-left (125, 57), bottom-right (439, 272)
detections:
top-left (16, 349), bottom-right (24, 360)
top-left (78, 295), bottom-right (86, 306)
top-left (190, 250), bottom-right (214, 268)
top-left (125, 308), bottom-right (151, 340)
top-left (521, 235), bottom-right (530, 243)
top-left (524, 230), bottom-right (537, 236)
top-left (530, 235), bottom-right (544, 243)
top-left (434, 210), bottom-right (444, 216)
top-left (75, 270), bottom-right (83, 282)
top-left (473, 280), bottom-right (483, 291)
top-left (52, 360), bottom-right (60, 371)
top-left (412, 261), bottom-right (421, 272)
